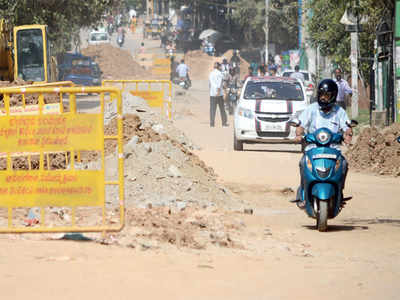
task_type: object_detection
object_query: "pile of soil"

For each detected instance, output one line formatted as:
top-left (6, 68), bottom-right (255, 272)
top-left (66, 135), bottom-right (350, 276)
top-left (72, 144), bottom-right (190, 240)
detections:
top-left (0, 80), bottom-right (61, 105)
top-left (112, 206), bottom-right (244, 250)
top-left (185, 49), bottom-right (249, 81)
top-left (346, 123), bottom-right (400, 176)
top-left (81, 44), bottom-right (152, 80)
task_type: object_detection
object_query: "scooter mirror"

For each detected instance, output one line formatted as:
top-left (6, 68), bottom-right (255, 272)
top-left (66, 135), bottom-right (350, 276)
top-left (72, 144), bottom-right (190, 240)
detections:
top-left (346, 120), bottom-right (359, 128)
top-left (288, 118), bottom-right (301, 127)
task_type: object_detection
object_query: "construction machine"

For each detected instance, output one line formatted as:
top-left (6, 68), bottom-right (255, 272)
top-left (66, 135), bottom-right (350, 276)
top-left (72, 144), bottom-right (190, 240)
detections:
top-left (0, 19), bottom-right (57, 83)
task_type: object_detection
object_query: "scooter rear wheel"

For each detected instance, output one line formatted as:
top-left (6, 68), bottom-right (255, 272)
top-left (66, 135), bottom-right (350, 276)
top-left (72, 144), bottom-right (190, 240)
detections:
top-left (316, 200), bottom-right (328, 232)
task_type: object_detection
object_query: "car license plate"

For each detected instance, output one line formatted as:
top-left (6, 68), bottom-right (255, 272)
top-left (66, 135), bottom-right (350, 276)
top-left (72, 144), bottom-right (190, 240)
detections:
top-left (261, 122), bottom-right (286, 132)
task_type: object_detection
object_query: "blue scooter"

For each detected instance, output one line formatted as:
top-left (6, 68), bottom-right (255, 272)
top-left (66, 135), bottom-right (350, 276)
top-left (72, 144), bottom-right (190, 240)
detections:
top-left (290, 119), bottom-right (357, 231)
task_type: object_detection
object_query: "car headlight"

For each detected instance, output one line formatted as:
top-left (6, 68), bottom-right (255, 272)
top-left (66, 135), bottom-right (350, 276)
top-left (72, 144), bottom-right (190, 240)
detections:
top-left (316, 129), bottom-right (331, 144)
top-left (238, 107), bottom-right (254, 119)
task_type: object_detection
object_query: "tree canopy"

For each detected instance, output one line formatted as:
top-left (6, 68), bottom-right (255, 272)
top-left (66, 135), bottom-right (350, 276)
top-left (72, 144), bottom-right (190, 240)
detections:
top-left (0, 0), bottom-right (117, 53)
top-left (306, 0), bottom-right (395, 79)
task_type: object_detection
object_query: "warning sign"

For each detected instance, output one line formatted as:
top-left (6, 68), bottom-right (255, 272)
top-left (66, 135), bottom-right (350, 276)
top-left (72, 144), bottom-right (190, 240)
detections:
top-left (0, 114), bottom-right (103, 152)
top-left (0, 170), bottom-right (104, 207)
top-left (130, 90), bottom-right (164, 107)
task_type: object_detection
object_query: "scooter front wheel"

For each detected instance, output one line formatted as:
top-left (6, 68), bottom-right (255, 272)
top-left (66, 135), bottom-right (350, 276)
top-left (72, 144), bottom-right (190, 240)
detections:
top-left (316, 199), bottom-right (328, 232)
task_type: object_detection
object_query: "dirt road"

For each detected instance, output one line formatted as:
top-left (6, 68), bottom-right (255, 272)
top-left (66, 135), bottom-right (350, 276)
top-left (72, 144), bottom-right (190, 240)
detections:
top-left (1, 26), bottom-right (399, 300)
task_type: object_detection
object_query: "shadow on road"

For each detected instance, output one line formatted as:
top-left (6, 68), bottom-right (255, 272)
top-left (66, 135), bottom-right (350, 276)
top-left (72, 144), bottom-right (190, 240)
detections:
top-left (244, 149), bottom-right (302, 154)
top-left (343, 218), bottom-right (400, 227)
top-left (303, 224), bottom-right (369, 232)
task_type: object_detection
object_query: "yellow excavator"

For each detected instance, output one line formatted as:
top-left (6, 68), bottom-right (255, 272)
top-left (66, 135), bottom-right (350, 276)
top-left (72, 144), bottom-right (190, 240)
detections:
top-left (0, 19), bottom-right (57, 83)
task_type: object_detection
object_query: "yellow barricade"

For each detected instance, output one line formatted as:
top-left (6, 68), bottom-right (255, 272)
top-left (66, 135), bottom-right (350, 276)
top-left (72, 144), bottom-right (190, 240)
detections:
top-left (103, 80), bottom-right (172, 120)
top-left (152, 58), bottom-right (171, 76)
top-left (0, 86), bottom-right (124, 233)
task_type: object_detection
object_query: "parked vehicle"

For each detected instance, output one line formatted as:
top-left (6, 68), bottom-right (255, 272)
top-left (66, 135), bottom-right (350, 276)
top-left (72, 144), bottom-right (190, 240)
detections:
top-left (58, 54), bottom-right (102, 86)
top-left (233, 76), bottom-right (308, 151)
top-left (282, 69), bottom-right (316, 103)
top-left (88, 30), bottom-right (110, 46)
top-left (289, 121), bottom-right (357, 232)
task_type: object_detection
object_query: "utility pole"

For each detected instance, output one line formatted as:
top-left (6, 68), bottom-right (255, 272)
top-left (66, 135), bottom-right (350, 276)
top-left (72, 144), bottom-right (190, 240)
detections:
top-left (351, 0), bottom-right (359, 118)
top-left (265, 0), bottom-right (269, 65)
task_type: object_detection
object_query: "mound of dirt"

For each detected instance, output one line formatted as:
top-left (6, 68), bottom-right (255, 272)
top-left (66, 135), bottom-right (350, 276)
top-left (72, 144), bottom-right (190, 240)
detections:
top-left (346, 123), bottom-right (400, 176)
top-left (81, 44), bottom-right (152, 80)
top-left (185, 49), bottom-right (249, 81)
top-left (0, 80), bottom-right (61, 105)
top-left (111, 206), bottom-right (244, 250)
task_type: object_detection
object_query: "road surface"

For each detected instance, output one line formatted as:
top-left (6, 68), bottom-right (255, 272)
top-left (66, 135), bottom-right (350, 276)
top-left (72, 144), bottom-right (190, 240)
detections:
top-left (1, 25), bottom-right (399, 300)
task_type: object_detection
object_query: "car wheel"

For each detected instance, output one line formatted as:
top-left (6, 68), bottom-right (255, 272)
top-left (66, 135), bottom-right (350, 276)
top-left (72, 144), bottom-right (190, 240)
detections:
top-left (234, 132), bottom-right (243, 151)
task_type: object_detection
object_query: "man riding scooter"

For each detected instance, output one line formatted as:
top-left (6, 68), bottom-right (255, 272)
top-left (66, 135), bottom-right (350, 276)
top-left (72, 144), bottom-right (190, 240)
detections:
top-left (175, 59), bottom-right (191, 89)
top-left (292, 79), bottom-right (353, 209)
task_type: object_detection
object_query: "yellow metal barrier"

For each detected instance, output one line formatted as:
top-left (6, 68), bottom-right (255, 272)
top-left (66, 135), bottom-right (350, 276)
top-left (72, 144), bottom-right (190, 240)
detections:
top-left (0, 86), bottom-right (124, 233)
top-left (103, 79), bottom-right (172, 120)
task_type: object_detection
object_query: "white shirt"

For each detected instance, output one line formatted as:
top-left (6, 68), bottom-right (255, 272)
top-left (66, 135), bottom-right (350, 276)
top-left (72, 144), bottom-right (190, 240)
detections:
top-left (176, 63), bottom-right (189, 77)
top-left (299, 102), bottom-right (350, 151)
top-left (290, 71), bottom-right (305, 82)
top-left (299, 102), bottom-right (350, 134)
top-left (209, 68), bottom-right (223, 97)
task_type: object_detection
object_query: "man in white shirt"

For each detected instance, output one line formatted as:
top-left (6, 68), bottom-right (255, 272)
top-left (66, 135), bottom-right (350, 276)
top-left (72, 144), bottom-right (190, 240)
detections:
top-left (290, 65), bottom-right (305, 83)
top-left (176, 59), bottom-right (191, 87)
top-left (209, 62), bottom-right (228, 127)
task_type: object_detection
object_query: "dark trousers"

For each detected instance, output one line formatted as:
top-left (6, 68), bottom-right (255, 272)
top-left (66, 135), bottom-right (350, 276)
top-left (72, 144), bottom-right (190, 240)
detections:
top-left (210, 96), bottom-right (227, 126)
top-left (297, 154), bottom-right (348, 201)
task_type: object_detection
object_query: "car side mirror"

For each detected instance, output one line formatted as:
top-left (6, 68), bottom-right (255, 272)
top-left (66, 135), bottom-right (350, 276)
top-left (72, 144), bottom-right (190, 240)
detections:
top-left (288, 118), bottom-right (301, 127)
top-left (347, 120), bottom-right (358, 128)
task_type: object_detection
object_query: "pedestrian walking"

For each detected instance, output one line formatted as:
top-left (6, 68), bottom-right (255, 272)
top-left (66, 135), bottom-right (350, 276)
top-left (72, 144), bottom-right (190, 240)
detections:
top-left (209, 62), bottom-right (228, 127)
top-left (334, 68), bottom-right (352, 110)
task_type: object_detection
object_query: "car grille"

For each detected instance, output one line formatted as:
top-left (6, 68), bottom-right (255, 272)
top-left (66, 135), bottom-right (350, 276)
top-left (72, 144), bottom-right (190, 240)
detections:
top-left (316, 167), bottom-right (331, 178)
top-left (256, 131), bottom-right (290, 138)
top-left (257, 116), bottom-right (290, 123)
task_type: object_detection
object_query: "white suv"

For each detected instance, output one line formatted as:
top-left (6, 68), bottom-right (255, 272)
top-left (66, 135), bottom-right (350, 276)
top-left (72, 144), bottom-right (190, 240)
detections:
top-left (233, 76), bottom-right (308, 151)
top-left (282, 69), bottom-right (316, 102)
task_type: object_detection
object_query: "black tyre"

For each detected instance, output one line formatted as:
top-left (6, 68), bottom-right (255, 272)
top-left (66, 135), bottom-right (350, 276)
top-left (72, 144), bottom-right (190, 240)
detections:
top-left (317, 200), bottom-right (328, 232)
top-left (234, 133), bottom-right (243, 151)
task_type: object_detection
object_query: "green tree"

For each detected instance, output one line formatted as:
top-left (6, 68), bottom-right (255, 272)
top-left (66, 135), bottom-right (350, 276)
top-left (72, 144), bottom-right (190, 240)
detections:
top-left (0, 0), bottom-right (116, 53)
top-left (230, 0), bottom-right (299, 49)
top-left (306, 0), bottom-right (395, 80)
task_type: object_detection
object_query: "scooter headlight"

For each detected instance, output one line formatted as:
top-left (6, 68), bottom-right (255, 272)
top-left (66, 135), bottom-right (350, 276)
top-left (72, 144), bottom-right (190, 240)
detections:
top-left (316, 129), bottom-right (331, 145)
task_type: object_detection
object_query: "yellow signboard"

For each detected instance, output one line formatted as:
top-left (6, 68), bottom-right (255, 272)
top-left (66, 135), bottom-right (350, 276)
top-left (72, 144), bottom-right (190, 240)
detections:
top-left (0, 103), bottom-right (61, 116)
top-left (0, 114), bottom-right (103, 152)
top-left (152, 67), bottom-right (171, 75)
top-left (0, 170), bottom-right (104, 207)
top-left (130, 90), bottom-right (164, 107)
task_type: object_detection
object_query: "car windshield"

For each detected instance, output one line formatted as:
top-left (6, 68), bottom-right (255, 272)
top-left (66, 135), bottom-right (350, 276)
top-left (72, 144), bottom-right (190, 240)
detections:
top-left (90, 33), bottom-right (108, 41)
top-left (282, 71), bottom-right (310, 81)
top-left (244, 81), bottom-right (304, 101)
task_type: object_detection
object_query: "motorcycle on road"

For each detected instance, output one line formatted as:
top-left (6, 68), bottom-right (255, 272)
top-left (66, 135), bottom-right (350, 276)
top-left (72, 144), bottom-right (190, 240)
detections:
top-left (117, 33), bottom-right (124, 47)
top-left (290, 119), bottom-right (358, 232)
top-left (178, 76), bottom-right (191, 90)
